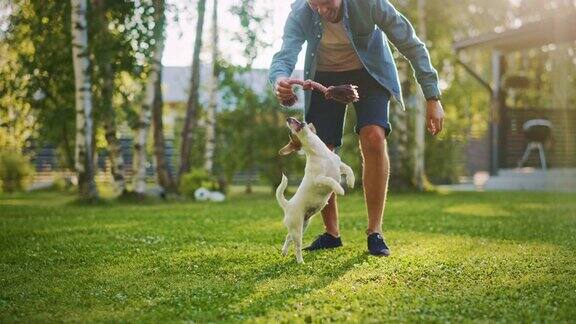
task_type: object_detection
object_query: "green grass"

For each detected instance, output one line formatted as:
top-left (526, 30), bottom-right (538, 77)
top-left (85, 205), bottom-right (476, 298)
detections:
top-left (1, 189), bottom-right (575, 322)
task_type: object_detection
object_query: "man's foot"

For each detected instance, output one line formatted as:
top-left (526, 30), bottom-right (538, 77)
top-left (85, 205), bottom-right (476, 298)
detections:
top-left (367, 233), bottom-right (391, 256)
top-left (303, 233), bottom-right (342, 251)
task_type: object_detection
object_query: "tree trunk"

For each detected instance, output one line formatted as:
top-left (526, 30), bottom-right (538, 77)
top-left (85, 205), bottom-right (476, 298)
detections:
top-left (179, 0), bottom-right (207, 179)
top-left (389, 62), bottom-right (414, 190)
top-left (133, 65), bottom-right (155, 195)
top-left (204, 0), bottom-right (218, 175)
top-left (152, 65), bottom-right (175, 193)
top-left (413, 0), bottom-right (427, 191)
top-left (135, 0), bottom-right (166, 195)
top-left (102, 63), bottom-right (126, 193)
top-left (146, 0), bottom-right (175, 194)
top-left (71, 0), bottom-right (98, 199)
top-left (92, 0), bottom-right (126, 194)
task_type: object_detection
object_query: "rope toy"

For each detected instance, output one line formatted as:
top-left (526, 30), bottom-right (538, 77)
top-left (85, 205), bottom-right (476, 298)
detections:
top-left (280, 79), bottom-right (359, 107)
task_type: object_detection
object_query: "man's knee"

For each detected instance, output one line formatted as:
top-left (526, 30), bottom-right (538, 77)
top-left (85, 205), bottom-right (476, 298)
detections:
top-left (360, 125), bottom-right (387, 156)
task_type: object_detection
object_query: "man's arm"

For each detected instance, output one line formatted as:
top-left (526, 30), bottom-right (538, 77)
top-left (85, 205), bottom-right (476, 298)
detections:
top-left (372, 0), bottom-right (444, 135)
top-left (371, 0), bottom-right (440, 100)
top-left (268, 13), bottom-right (306, 87)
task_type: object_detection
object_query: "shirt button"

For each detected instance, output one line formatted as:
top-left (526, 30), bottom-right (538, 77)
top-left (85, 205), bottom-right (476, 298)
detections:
top-left (311, 53), bottom-right (315, 57)
top-left (317, 34), bottom-right (321, 38)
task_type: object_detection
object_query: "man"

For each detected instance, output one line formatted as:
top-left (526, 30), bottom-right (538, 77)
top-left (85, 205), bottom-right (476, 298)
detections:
top-left (269, 0), bottom-right (444, 256)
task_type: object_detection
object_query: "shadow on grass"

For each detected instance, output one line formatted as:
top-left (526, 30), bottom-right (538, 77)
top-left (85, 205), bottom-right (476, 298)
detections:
top-left (230, 251), bottom-right (370, 318)
top-left (106, 247), bottom-right (370, 321)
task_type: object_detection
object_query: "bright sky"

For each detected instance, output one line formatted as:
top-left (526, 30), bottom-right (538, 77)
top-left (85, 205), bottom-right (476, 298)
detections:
top-left (163, 0), bottom-right (306, 70)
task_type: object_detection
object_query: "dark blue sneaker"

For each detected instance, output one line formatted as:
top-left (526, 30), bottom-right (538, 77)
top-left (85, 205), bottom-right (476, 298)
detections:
top-left (303, 233), bottom-right (342, 251)
top-left (367, 233), bottom-right (391, 256)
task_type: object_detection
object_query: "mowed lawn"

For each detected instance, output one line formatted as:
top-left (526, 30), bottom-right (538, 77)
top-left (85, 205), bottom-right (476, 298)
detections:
top-left (1, 189), bottom-right (575, 322)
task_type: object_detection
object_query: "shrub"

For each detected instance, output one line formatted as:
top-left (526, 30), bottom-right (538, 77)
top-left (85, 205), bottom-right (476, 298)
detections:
top-left (51, 174), bottom-right (74, 192)
top-left (179, 168), bottom-right (213, 199)
top-left (0, 151), bottom-right (34, 193)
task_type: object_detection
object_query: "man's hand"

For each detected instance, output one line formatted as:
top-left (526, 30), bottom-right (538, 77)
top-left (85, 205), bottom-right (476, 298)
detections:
top-left (275, 77), bottom-right (297, 106)
top-left (426, 100), bottom-right (444, 136)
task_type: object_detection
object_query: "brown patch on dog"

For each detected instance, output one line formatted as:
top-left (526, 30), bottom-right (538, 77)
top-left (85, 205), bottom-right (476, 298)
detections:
top-left (279, 133), bottom-right (302, 156)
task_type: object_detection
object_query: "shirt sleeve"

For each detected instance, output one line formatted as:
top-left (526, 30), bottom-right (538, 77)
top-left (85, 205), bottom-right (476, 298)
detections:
top-left (268, 11), bottom-right (306, 87)
top-left (372, 0), bottom-right (441, 99)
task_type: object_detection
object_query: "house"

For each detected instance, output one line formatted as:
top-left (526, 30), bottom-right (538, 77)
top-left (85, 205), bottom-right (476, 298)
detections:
top-left (452, 10), bottom-right (576, 191)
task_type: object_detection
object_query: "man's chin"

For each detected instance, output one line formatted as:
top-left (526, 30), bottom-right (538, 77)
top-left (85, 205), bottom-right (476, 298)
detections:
top-left (327, 15), bottom-right (341, 23)
top-left (321, 13), bottom-right (338, 23)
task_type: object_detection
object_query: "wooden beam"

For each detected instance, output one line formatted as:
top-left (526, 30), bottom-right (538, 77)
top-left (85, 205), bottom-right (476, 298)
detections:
top-left (455, 58), bottom-right (493, 94)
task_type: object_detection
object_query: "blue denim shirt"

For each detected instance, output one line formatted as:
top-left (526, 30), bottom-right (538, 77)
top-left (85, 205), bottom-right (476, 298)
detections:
top-left (269, 0), bottom-right (441, 112)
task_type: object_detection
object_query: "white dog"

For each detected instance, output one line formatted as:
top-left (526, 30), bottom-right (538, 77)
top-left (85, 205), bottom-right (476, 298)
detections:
top-left (276, 117), bottom-right (355, 263)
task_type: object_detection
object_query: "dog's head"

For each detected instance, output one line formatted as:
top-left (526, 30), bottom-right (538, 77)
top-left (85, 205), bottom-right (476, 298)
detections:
top-left (279, 117), bottom-right (320, 156)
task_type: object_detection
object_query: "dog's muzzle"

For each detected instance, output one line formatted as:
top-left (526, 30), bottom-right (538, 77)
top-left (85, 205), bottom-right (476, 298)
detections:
top-left (286, 117), bottom-right (304, 132)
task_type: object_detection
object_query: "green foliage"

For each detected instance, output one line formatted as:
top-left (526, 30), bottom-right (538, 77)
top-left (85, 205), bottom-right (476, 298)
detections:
top-left (0, 190), bottom-right (575, 321)
top-left (51, 174), bottom-right (74, 192)
top-left (179, 168), bottom-right (213, 199)
top-left (229, 0), bottom-right (270, 67)
top-left (0, 151), bottom-right (34, 192)
top-left (216, 62), bottom-right (305, 192)
top-left (1, 0), bottom-right (156, 167)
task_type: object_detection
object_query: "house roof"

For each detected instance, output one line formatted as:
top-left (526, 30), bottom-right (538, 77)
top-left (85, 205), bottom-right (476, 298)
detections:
top-left (454, 11), bottom-right (576, 52)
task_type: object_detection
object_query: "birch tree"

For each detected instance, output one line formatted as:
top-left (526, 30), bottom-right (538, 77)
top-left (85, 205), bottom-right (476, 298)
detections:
top-left (92, 0), bottom-right (126, 194)
top-left (71, 0), bottom-right (98, 199)
top-left (204, 0), bottom-right (219, 174)
top-left (134, 0), bottom-right (174, 194)
top-left (101, 63), bottom-right (126, 193)
top-left (413, 0), bottom-right (427, 191)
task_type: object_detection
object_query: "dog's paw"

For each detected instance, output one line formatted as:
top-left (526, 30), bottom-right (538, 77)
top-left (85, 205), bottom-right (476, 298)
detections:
top-left (281, 248), bottom-right (289, 256)
top-left (347, 175), bottom-right (355, 189)
top-left (334, 185), bottom-right (345, 196)
top-left (296, 257), bottom-right (304, 264)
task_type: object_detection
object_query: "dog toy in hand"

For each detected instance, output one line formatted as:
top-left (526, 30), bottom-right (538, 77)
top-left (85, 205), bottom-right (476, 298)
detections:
top-left (281, 79), bottom-right (359, 107)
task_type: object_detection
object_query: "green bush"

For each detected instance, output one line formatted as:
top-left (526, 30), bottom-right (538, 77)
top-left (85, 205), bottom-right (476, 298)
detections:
top-left (179, 168), bottom-right (212, 199)
top-left (0, 152), bottom-right (34, 193)
top-left (51, 174), bottom-right (73, 192)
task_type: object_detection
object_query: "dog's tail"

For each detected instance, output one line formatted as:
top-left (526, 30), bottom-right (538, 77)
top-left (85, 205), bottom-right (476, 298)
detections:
top-left (276, 174), bottom-right (289, 211)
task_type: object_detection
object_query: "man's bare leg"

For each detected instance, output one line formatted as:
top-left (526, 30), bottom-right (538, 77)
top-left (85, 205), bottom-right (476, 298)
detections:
top-left (321, 144), bottom-right (340, 237)
top-left (359, 125), bottom-right (390, 234)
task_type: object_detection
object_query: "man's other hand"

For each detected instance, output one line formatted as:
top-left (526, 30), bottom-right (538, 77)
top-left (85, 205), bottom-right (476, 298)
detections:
top-left (426, 100), bottom-right (444, 136)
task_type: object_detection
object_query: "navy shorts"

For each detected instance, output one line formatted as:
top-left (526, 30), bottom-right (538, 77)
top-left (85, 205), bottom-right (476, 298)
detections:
top-left (305, 68), bottom-right (392, 147)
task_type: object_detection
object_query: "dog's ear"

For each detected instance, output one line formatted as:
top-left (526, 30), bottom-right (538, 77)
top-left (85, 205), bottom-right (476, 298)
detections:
top-left (308, 123), bottom-right (317, 134)
top-left (279, 143), bottom-right (297, 156)
top-left (279, 134), bottom-right (302, 156)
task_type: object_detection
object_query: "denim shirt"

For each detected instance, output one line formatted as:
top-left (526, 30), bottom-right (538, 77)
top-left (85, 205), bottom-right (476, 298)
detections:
top-left (269, 0), bottom-right (441, 112)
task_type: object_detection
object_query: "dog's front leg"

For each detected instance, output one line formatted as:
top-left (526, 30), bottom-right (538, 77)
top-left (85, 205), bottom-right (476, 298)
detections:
top-left (315, 175), bottom-right (345, 195)
top-left (340, 162), bottom-right (355, 188)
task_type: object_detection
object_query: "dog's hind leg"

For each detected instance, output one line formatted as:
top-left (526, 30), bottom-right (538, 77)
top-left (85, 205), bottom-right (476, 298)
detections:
top-left (289, 227), bottom-right (304, 264)
top-left (281, 233), bottom-right (292, 256)
top-left (302, 219), bottom-right (310, 234)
